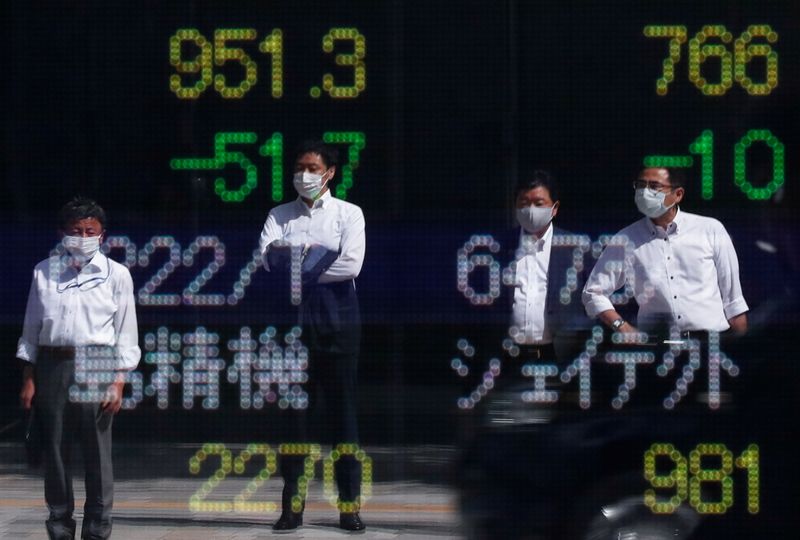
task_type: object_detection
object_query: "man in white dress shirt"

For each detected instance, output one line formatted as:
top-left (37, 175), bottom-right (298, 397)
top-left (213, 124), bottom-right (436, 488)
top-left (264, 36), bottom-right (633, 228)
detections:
top-left (582, 167), bottom-right (748, 336)
top-left (259, 140), bottom-right (366, 532)
top-left (17, 197), bottom-right (140, 540)
top-left (504, 171), bottom-right (592, 373)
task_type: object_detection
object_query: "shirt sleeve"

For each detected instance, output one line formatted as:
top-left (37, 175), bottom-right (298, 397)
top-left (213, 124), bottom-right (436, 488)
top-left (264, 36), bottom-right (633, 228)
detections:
top-left (16, 268), bottom-right (42, 364)
top-left (258, 211), bottom-right (282, 272)
top-left (113, 265), bottom-right (141, 371)
top-left (712, 222), bottom-right (749, 320)
top-left (581, 237), bottom-right (628, 319)
top-left (318, 206), bottom-right (365, 283)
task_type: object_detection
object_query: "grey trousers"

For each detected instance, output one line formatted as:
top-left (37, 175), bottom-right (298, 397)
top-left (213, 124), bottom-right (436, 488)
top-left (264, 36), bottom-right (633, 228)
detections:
top-left (35, 353), bottom-right (114, 540)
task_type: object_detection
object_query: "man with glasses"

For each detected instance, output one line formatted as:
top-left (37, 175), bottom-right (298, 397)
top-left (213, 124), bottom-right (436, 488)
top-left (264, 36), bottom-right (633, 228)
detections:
top-left (582, 167), bottom-right (748, 336)
top-left (17, 197), bottom-right (140, 540)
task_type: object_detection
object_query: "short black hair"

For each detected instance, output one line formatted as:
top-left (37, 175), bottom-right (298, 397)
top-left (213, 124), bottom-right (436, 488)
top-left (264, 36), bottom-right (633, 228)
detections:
top-left (663, 167), bottom-right (686, 189)
top-left (640, 166), bottom-right (687, 190)
top-left (294, 140), bottom-right (339, 169)
top-left (58, 196), bottom-right (107, 230)
top-left (514, 170), bottom-right (560, 202)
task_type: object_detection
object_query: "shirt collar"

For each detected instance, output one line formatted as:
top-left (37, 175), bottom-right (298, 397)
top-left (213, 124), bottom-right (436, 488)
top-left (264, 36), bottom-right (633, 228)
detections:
top-left (518, 222), bottom-right (553, 252)
top-left (646, 207), bottom-right (682, 238)
top-left (296, 189), bottom-right (333, 214)
top-left (82, 251), bottom-right (107, 274)
top-left (52, 251), bottom-right (107, 278)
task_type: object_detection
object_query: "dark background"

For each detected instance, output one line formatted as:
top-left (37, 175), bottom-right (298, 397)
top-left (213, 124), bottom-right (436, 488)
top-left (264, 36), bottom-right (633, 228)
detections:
top-left (2, 2), bottom-right (798, 524)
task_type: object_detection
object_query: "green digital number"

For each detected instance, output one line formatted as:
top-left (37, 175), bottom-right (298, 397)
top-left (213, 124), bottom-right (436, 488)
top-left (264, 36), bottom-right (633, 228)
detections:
top-left (323, 131), bottom-right (366, 200)
top-left (172, 132), bottom-right (365, 203)
top-left (644, 129), bottom-right (784, 201)
top-left (170, 132), bottom-right (258, 203)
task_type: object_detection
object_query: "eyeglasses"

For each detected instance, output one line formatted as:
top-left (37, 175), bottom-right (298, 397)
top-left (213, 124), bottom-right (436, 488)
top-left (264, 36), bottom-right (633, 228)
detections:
top-left (633, 180), bottom-right (673, 193)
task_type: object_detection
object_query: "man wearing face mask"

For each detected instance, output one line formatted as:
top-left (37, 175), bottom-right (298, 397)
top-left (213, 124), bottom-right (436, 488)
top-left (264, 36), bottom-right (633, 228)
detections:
top-left (16, 197), bottom-right (140, 540)
top-left (502, 171), bottom-right (593, 381)
top-left (258, 140), bottom-right (366, 532)
top-left (582, 167), bottom-right (748, 336)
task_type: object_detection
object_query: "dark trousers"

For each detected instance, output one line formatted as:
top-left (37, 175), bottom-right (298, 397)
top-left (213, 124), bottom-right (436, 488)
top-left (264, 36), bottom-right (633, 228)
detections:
top-left (279, 282), bottom-right (362, 512)
top-left (279, 345), bottom-right (362, 511)
top-left (35, 353), bottom-right (114, 540)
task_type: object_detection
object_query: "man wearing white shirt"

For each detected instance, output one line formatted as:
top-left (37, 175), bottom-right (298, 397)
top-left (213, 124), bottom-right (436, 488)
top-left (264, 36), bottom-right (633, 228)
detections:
top-left (502, 171), bottom-right (593, 378)
top-left (582, 167), bottom-right (748, 336)
top-left (259, 141), bottom-right (366, 532)
top-left (17, 197), bottom-right (140, 540)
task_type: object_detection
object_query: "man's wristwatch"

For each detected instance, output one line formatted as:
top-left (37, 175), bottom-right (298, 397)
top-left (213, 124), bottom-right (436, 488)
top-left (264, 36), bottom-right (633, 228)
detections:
top-left (611, 318), bottom-right (626, 330)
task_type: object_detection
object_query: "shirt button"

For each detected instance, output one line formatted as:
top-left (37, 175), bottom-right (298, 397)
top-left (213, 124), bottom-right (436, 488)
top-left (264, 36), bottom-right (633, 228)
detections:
top-left (673, 295), bottom-right (677, 299)
top-left (670, 276), bottom-right (674, 280)
top-left (678, 315), bottom-right (682, 319)
top-left (667, 256), bottom-right (671, 260)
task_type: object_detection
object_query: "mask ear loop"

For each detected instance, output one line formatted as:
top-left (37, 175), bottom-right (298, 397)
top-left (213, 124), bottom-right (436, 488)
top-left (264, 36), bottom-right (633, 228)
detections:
top-left (56, 248), bottom-right (111, 293)
top-left (312, 169), bottom-right (333, 201)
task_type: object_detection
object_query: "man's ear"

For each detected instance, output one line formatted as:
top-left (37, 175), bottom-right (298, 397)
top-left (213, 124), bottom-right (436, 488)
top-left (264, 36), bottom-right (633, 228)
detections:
top-left (674, 187), bottom-right (685, 204)
top-left (551, 200), bottom-right (560, 219)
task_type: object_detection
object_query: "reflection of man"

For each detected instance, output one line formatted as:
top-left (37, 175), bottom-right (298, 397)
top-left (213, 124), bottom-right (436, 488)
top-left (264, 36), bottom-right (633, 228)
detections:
top-left (17, 197), bottom-right (140, 540)
top-left (259, 140), bottom-right (366, 532)
top-left (582, 167), bottom-right (748, 335)
top-left (503, 171), bottom-right (591, 375)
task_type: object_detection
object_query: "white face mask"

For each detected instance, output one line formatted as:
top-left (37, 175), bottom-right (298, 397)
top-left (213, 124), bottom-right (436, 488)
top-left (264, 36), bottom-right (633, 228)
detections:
top-left (635, 188), bottom-right (675, 218)
top-left (516, 205), bottom-right (555, 234)
top-left (293, 170), bottom-right (330, 200)
top-left (62, 235), bottom-right (101, 260)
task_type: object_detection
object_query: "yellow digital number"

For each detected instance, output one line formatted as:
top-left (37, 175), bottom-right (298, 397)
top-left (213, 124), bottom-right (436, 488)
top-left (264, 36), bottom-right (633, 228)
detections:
top-left (734, 25), bottom-right (778, 96)
top-left (643, 26), bottom-right (688, 95)
top-left (214, 29), bottom-right (258, 99)
top-left (258, 29), bottom-right (284, 98)
top-left (689, 443), bottom-right (734, 514)
top-left (688, 25), bottom-right (734, 96)
top-left (644, 443), bottom-right (688, 513)
top-left (322, 28), bottom-right (366, 98)
top-left (169, 29), bottom-right (213, 99)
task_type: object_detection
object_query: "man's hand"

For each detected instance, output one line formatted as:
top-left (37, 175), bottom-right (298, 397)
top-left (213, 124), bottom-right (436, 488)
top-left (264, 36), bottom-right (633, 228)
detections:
top-left (101, 379), bottom-right (125, 415)
top-left (19, 364), bottom-right (35, 410)
top-left (265, 242), bottom-right (294, 271)
top-left (20, 378), bottom-right (35, 410)
top-left (728, 313), bottom-right (748, 336)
